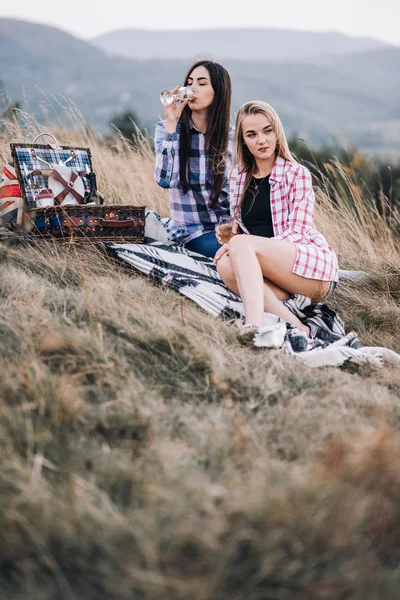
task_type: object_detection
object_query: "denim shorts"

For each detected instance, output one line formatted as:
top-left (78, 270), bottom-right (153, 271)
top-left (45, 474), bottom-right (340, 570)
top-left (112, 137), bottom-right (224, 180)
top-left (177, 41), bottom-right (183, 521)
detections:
top-left (323, 281), bottom-right (338, 299)
top-left (185, 231), bottom-right (220, 258)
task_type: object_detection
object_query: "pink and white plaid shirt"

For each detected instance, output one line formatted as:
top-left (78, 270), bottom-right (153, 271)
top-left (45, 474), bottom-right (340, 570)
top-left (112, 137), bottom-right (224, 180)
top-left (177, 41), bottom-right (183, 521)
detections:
top-left (229, 156), bottom-right (339, 282)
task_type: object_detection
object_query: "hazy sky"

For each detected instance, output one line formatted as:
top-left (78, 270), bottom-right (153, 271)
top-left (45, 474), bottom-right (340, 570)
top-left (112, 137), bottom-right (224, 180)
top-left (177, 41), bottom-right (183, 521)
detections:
top-left (1, 0), bottom-right (399, 46)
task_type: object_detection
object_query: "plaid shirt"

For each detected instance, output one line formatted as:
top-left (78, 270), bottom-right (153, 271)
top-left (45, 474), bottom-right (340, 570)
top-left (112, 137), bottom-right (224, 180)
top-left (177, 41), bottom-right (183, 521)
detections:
top-left (154, 120), bottom-right (235, 243)
top-left (229, 157), bottom-right (339, 282)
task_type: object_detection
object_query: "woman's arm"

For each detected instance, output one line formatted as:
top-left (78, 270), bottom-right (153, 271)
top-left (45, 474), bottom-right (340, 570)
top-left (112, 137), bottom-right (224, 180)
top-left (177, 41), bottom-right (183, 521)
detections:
top-left (154, 121), bottom-right (181, 189)
top-left (274, 165), bottom-right (315, 243)
top-left (154, 90), bottom-right (190, 189)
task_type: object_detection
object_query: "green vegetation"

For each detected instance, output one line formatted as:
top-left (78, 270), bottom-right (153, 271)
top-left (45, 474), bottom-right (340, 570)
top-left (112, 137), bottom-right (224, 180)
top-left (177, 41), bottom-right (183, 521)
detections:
top-left (107, 109), bottom-right (144, 149)
top-left (0, 82), bottom-right (20, 131)
top-left (289, 136), bottom-right (400, 215)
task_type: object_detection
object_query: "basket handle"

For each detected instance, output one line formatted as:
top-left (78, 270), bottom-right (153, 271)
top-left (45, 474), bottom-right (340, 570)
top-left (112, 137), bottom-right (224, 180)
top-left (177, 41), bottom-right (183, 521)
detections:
top-left (31, 133), bottom-right (61, 148)
top-left (101, 218), bottom-right (137, 228)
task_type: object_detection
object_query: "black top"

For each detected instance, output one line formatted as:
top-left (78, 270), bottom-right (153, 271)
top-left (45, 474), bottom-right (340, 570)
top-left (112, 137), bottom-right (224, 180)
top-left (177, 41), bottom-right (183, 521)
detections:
top-left (241, 175), bottom-right (274, 238)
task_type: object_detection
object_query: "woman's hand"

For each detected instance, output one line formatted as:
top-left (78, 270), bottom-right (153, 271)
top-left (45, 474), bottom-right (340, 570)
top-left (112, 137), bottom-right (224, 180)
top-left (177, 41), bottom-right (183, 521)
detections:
top-left (215, 220), bottom-right (239, 245)
top-left (164, 85), bottom-right (190, 133)
top-left (214, 243), bottom-right (229, 264)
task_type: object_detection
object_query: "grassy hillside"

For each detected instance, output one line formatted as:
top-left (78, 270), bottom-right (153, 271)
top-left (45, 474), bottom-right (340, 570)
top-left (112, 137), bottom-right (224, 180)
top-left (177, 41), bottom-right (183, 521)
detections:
top-left (1, 116), bottom-right (400, 598)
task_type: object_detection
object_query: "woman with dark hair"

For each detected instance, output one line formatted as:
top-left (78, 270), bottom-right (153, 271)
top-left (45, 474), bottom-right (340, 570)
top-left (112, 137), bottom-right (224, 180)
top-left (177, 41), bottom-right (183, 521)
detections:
top-left (154, 60), bottom-right (234, 258)
top-left (214, 100), bottom-right (339, 339)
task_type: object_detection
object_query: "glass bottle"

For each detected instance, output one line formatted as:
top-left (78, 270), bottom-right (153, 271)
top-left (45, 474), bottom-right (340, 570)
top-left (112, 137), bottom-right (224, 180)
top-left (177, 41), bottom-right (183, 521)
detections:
top-left (160, 86), bottom-right (194, 106)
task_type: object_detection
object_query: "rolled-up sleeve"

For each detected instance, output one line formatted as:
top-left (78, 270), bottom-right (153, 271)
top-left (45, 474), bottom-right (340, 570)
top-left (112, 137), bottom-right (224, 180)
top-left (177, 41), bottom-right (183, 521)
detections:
top-left (154, 121), bottom-right (180, 188)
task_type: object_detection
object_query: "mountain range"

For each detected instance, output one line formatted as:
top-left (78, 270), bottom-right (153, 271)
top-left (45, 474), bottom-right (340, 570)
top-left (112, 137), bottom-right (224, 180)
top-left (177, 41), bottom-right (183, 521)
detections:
top-left (1, 18), bottom-right (399, 156)
top-left (91, 27), bottom-right (389, 62)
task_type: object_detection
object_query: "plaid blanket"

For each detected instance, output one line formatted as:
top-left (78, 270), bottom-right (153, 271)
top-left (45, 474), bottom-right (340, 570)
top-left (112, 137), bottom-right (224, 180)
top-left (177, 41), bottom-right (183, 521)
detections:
top-left (105, 241), bottom-right (400, 369)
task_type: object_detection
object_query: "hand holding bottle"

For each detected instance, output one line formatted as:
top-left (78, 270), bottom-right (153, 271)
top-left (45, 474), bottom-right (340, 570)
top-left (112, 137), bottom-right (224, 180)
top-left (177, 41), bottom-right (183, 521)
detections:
top-left (161, 85), bottom-right (192, 132)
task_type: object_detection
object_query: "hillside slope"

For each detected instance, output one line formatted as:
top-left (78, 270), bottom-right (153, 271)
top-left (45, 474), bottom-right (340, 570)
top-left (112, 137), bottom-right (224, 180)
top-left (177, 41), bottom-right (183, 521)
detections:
top-left (1, 127), bottom-right (400, 598)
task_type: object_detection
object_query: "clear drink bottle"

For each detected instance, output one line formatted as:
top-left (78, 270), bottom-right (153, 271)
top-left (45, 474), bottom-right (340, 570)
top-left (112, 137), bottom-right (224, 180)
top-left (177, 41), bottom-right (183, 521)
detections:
top-left (160, 86), bottom-right (194, 106)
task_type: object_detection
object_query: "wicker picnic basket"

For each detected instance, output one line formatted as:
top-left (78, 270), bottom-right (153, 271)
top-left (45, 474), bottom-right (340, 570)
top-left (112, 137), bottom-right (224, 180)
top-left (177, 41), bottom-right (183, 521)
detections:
top-left (1, 133), bottom-right (145, 243)
top-left (29, 203), bottom-right (146, 243)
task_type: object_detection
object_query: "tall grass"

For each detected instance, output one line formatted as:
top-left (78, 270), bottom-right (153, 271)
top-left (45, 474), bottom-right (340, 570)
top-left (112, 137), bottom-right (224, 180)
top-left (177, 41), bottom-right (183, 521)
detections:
top-left (1, 111), bottom-right (400, 599)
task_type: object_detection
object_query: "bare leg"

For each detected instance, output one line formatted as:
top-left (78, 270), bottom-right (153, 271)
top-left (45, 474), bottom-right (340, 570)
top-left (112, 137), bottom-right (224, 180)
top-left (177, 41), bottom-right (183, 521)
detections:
top-left (217, 254), bottom-right (289, 301)
top-left (217, 252), bottom-right (308, 332)
top-left (224, 235), bottom-right (330, 331)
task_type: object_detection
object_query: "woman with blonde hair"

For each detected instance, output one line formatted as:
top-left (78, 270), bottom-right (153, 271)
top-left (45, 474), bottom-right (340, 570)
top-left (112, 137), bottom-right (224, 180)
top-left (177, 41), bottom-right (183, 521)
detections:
top-left (214, 100), bottom-right (339, 338)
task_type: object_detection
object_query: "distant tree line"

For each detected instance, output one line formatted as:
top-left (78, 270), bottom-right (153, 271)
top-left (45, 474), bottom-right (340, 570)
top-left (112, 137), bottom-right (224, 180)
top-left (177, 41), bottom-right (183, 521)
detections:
top-left (289, 136), bottom-right (400, 218)
top-left (0, 81), bottom-right (20, 130)
top-left (107, 109), bottom-right (146, 149)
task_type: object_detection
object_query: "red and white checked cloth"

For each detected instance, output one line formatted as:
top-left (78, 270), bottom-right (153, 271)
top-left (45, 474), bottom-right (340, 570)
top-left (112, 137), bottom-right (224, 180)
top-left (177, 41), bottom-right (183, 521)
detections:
top-left (0, 163), bottom-right (24, 226)
top-left (229, 156), bottom-right (339, 282)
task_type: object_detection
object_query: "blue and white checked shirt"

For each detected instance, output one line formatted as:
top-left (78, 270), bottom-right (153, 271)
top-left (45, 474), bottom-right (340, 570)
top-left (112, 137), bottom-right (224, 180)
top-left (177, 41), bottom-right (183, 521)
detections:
top-left (154, 120), bottom-right (235, 243)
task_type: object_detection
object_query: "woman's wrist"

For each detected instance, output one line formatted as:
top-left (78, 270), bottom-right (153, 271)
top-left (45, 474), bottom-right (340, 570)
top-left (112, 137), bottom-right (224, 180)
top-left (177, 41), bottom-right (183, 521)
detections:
top-left (164, 120), bottom-right (179, 134)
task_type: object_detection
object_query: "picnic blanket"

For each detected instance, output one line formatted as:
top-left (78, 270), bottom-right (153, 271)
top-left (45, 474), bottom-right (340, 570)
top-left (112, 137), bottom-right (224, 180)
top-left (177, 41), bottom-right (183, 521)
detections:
top-left (105, 241), bottom-right (400, 369)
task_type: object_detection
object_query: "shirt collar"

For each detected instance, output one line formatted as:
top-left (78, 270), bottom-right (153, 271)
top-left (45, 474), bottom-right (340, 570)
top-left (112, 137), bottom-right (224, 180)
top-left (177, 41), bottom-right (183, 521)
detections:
top-left (269, 156), bottom-right (286, 183)
top-left (190, 119), bottom-right (205, 134)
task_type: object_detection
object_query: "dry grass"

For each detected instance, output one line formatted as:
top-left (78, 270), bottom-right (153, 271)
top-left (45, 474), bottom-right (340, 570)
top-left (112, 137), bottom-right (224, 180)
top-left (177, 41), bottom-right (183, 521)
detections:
top-left (1, 114), bottom-right (400, 599)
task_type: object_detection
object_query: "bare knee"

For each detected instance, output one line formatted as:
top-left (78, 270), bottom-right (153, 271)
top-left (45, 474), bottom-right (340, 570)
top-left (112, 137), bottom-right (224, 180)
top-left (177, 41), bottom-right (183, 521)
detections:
top-left (229, 234), bottom-right (273, 256)
top-left (228, 234), bottom-right (250, 253)
top-left (228, 234), bottom-right (255, 258)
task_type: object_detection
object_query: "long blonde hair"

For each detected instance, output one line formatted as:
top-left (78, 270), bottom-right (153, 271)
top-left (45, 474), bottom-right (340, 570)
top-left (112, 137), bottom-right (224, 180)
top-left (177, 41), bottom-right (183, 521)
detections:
top-left (234, 101), bottom-right (295, 210)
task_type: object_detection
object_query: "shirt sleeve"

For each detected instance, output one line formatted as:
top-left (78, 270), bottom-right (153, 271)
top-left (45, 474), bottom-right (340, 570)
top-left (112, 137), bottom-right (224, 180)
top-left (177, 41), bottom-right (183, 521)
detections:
top-left (226, 127), bottom-right (235, 171)
top-left (229, 166), bottom-right (249, 233)
top-left (154, 121), bottom-right (180, 188)
top-left (274, 166), bottom-right (315, 243)
top-left (229, 167), bottom-right (239, 219)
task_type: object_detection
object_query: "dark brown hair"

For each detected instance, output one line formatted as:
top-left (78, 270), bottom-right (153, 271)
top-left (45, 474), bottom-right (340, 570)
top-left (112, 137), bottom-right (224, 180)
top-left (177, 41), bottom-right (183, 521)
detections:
top-left (179, 60), bottom-right (232, 208)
